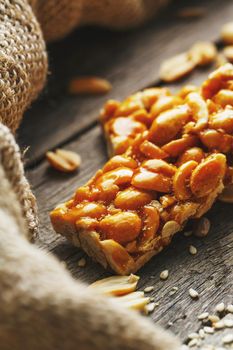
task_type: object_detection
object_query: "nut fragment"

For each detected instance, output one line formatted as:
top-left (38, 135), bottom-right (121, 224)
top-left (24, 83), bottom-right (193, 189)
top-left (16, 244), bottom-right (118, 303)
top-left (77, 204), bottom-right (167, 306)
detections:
top-left (46, 149), bottom-right (81, 172)
top-left (144, 286), bottom-right (154, 293)
top-left (159, 53), bottom-right (196, 82)
top-left (68, 76), bottom-right (112, 95)
top-left (116, 292), bottom-right (150, 312)
top-left (89, 274), bottom-right (139, 296)
top-left (221, 22), bottom-right (233, 44)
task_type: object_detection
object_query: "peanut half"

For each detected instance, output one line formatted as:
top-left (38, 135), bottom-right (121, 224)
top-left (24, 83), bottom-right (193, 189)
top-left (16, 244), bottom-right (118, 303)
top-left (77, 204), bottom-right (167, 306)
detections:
top-left (68, 76), bottom-right (112, 95)
top-left (46, 149), bottom-right (81, 172)
top-left (89, 274), bottom-right (139, 296)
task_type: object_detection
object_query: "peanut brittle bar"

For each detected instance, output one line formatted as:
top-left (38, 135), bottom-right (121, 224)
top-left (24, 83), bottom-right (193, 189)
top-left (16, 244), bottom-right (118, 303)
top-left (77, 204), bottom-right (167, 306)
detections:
top-left (50, 64), bottom-right (233, 275)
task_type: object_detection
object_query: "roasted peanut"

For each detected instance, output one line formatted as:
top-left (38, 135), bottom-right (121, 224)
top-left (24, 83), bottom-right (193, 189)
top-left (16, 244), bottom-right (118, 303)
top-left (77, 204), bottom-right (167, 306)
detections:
top-left (96, 167), bottom-right (134, 188)
top-left (141, 88), bottom-right (171, 109)
top-left (131, 109), bottom-right (152, 126)
top-left (46, 149), bottom-right (81, 173)
top-left (159, 53), bottom-right (196, 82)
top-left (68, 76), bottom-right (112, 95)
top-left (200, 129), bottom-right (232, 153)
top-left (177, 84), bottom-right (198, 99)
top-left (142, 159), bottom-right (176, 176)
top-left (151, 95), bottom-right (182, 118)
top-left (103, 155), bottom-right (137, 172)
top-left (160, 194), bottom-right (176, 208)
top-left (213, 89), bottom-right (233, 107)
top-left (89, 274), bottom-right (139, 296)
top-left (110, 117), bottom-right (146, 137)
top-left (132, 170), bottom-right (172, 192)
top-left (111, 135), bottom-right (132, 155)
top-left (114, 93), bottom-right (143, 117)
top-left (177, 147), bottom-right (205, 165)
top-left (221, 22), bottom-right (233, 45)
top-left (190, 154), bottom-right (226, 197)
top-left (149, 105), bottom-right (191, 145)
top-left (202, 63), bottom-right (233, 99)
top-left (99, 212), bottom-right (142, 244)
top-left (114, 187), bottom-right (152, 210)
top-left (173, 160), bottom-right (198, 200)
top-left (74, 202), bottom-right (107, 220)
top-left (189, 41), bottom-right (217, 66)
top-left (76, 217), bottom-right (99, 231)
top-left (186, 92), bottom-right (209, 130)
top-left (139, 140), bottom-right (168, 159)
top-left (162, 135), bottom-right (198, 157)
top-left (210, 108), bottom-right (233, 133)
top-left (100, 99), bottom-right (120, 123)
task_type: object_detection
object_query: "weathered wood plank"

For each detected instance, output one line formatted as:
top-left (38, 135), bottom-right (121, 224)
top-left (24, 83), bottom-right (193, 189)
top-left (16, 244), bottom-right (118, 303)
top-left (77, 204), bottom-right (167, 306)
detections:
top-left (19, 0), bottom-right (233, 162)
top-left (27, 124), bottom-right (233, 342)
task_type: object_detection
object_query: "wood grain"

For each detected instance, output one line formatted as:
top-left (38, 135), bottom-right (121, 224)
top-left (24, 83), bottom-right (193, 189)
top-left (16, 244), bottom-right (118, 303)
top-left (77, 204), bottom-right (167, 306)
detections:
top-left (23, 0), bottom-right (233, 345)
top-left (19, 0), bottom-right (233, 163)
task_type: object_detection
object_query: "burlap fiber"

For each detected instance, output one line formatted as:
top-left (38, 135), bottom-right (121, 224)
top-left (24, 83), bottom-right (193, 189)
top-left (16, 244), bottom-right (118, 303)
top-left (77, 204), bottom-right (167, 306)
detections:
top-left (0, 1), bottom-right (180, 349)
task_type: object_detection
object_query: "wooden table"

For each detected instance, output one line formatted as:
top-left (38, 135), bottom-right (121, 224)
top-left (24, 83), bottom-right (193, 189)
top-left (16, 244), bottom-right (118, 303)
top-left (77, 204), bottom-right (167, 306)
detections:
top-left (19, 0), bottom-right (233, 347)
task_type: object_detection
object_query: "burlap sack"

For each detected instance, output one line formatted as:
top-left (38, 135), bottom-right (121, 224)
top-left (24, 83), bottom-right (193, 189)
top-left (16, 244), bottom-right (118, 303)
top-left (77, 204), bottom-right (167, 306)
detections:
top-left (0, 1), bottom-right (180, 349)
top-left (1, 0), bottom-right (169, 132)
top-left (0, 123), bottom-right (180, 350)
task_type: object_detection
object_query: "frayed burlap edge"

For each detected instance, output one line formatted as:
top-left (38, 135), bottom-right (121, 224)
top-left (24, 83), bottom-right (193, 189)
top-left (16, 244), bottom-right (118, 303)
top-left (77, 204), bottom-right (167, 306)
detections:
top-left (0, 123), bottom-right (38, 241)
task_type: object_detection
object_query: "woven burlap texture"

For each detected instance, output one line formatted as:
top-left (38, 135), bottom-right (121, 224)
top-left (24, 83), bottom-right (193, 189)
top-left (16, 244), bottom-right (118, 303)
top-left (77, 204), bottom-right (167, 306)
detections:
top-left (0, 122), bottom-right (180, 350)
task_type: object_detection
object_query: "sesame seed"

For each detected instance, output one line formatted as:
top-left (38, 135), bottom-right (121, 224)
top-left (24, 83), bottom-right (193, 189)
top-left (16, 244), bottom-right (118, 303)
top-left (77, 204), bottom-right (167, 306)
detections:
top-left (215, 302), bottom-right (225, 313)
top-left (198, 312), bottom-right (209, 320)
top-left (144, 286), bottom-right (154, 293)
top-left (160, 269), bottom-right (169, 280)
top-left (227, 304), bottom-right (233, 313)
top-left (168, 321), bottom-right (173, 326)
top-left (188, 332), bottom-right (199, 339)
top-left (189, 288), bottom-right (199, 299)
top-left (224, 318), bottom-right (233, 328)
top-left (208, 315), bottom-right (220, 323)
top-left (189, 245), bottom-right (197, 255)
top-left (199, 329), bottom-right (205, 339)
top-left (214, 320), bottom-right (225, 329)
top-left (222, 334), bottom-right (233, 344)
top-left (77, 257), bottom-right (86, 267)
top-left (204, 326), bottom-right (214, 334)
top-left (188, 338), bottom-right (198, 347)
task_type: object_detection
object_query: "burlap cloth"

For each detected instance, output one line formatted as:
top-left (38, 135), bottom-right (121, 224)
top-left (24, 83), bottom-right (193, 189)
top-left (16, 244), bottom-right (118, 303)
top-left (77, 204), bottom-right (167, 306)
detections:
top-left (0, 1), bottom-right (181, 349)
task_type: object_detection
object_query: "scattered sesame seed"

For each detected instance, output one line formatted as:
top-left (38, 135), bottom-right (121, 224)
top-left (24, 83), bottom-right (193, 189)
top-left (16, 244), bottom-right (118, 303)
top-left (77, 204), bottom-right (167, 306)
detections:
top-left (214, 320), bottom-right (225, 329)
top-left (227, 304), bottom-right (233, 313)
top-left (198, 312), bottom-right (209, 320)
top-left (204, 326), bottom-right (214, 334)
top-left (169, 286), bottom-right (178, 295)
top-left (208, 314), bottom-right (220, 323)
top-left (160, 269), bottom-right (169, 280)
top-left (144, 286), bottom-right (154, 293)
top-left (188, 338), bottom-right (198, 347)
top-left (188, 332), bottom-right (199, 339)
top-left (199, 329), bottom-right (205, 339)
top-left (224, 318), bottom-right (233, 328)
top-left (222, 334), bottom-right (233, 344)
top-left (168, 321), bottom-right (173, 326)
top-left (150, 297), bottom-right (155, 302)
top-left (77, 257), bottom-right (86, 267)
top-left (184, 231), bottom-right (193, 237)
top-left (215, 302), bottom-right (225, 313)
top-left (189, 288), bottom-right (199, 299)
top-left (189, 245), bottom-right (197, 255)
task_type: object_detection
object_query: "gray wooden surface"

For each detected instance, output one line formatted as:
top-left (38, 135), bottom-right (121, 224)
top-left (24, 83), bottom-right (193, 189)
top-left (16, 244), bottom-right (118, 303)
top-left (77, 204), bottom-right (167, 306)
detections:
top-left (19, 0), bottom-right (233, 346)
